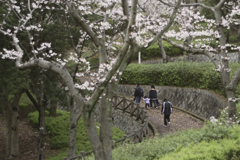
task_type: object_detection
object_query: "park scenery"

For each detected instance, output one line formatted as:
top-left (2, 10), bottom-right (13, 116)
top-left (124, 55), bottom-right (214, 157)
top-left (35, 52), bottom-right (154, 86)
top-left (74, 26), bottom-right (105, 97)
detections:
top-left (1, 0), bottom-right (240, 160)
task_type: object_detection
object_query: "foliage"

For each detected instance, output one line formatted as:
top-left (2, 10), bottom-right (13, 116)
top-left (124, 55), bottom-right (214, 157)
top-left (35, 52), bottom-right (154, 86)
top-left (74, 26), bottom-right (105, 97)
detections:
top-left (120, 62), bottom-right (240, 97)
top-left (132, 41), bottom-right (183, 61)
top-left (27, 110), bottom-right (125, 159)
top-left (160, 138), bottom-right (240, 160)
top-left (0, 59), bottom-right (30, 112)
top-left (85, 123), bottom-right (240, 160)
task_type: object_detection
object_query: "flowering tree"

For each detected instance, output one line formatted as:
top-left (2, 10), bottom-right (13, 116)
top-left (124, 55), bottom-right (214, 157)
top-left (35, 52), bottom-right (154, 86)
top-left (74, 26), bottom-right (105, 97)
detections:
top-left (163, 0), bottom-right (240, 120)
top-left (0, 0), bottom-right (182, 159)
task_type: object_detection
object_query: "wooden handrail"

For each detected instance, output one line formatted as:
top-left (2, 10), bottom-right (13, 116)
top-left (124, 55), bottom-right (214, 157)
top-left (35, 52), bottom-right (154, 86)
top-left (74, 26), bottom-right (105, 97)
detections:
top-left (65, 95), bottom-right (150, 160)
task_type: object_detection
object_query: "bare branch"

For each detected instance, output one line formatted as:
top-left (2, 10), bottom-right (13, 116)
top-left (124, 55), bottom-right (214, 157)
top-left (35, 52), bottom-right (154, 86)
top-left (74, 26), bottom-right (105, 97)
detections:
top-left (215, 0), bottom-right (226, 10)
top-left (67, 2), bottom-right (100, 48)
top-left (162, 37), bottom-right (219, 67)
top-left (158, 0), bottom-right (175, 7)
top-left (229, 68), bottom-right (240, 90)
top-left (121, 0), bottom-right (129, 16)
top-left (129, 0), bottom-right (138, 25)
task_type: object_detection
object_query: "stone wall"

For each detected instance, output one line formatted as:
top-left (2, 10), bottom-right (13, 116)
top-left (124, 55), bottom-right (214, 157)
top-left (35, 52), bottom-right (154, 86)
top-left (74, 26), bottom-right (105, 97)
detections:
top-left (142, 52), bottom-right (239, 64)
top-left (117, 85), bottom-right (227, 119)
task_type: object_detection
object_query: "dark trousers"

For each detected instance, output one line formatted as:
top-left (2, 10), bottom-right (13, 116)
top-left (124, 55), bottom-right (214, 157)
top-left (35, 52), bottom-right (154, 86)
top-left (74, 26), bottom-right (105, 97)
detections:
top-left (164, 114), bottom-right (170, 125)
top-left (150, 99), bottom-right (157, 108)
top-left (145, 103), bottom-right (150, 109)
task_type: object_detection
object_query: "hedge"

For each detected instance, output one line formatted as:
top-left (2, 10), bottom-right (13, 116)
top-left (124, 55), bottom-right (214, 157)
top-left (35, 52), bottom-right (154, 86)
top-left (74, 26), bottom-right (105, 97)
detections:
top-left (120, 62), bottom-right (240, 97)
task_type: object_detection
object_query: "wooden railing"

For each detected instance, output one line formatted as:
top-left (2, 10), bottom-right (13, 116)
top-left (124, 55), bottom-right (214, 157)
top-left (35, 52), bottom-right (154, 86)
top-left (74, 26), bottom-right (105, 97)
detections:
top-left (64, 95), bottom-right (150, 160)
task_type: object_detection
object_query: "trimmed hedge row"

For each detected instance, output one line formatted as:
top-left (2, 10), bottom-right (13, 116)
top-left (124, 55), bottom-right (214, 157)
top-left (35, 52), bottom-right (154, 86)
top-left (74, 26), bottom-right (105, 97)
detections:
top-left (120, 62), bottom-right (240, 97)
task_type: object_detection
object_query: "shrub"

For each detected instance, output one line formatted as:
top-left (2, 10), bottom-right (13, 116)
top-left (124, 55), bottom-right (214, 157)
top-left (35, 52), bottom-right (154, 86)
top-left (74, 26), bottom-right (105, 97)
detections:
top-left (120, 62), bottom-right (240, 97)
top-left (84, 123), bottom-right (240, 160)
top-left (28, 110), bottom-right (125, 159)
top-left (160, 138), bottom-right (240, 160)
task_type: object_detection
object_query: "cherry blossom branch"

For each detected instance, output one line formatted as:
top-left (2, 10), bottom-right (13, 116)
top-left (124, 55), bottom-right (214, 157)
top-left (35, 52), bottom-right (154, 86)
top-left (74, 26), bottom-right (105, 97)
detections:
top-left (66, 2), bottom-right (101, 48)
top-left (180, 2), bottom-right (213, 11)
top-left (87, 0), bottom-right (139, 110)
top-left (64, 12), bottom-right (80, 55)
top-left (88, 35), bottom-right (131, 111)
top-left (157, 0), bottom-right (175, 7)
top-left (141, 0), bottom-right (182, 49)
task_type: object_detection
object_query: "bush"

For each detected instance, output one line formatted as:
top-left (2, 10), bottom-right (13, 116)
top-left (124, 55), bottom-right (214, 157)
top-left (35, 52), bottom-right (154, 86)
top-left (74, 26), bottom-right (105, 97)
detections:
top-left (120, 62), bottom-right (240, 97)
top-left (28, 110), bottom-right (125, 159)
top-left (161, 138), bottom-right (240, 160)
top-left (85, 123), bottom-right (240, 160)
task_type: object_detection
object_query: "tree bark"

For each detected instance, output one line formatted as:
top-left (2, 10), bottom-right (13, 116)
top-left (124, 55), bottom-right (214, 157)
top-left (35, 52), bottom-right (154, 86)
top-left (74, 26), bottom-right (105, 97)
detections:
top-left (98, 84), bottom-right (115, 160)
top-left (49, 100), bottom-right (57, 117)
top-left (3, 105), bottom-right (12, 157)
top-left (158, 38), bottom-right (167, 63)
top-left (83, 111), bottom-right (104, 160)
top-left (238, 25), bottom-right (240, 63)
top-left (38, 70), bottom-right (45, 160)
top-left (3, 90), bottom-right (23, 158)
top-left (68, 98), bottom-right (81, 158)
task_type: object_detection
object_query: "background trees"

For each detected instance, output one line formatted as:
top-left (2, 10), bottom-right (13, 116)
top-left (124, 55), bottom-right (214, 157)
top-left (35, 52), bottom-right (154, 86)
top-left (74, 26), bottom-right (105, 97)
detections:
top-left (0, 0), bottom-right (182, 159)
top-left (2, 0), bottom-right (240, 159)
top-left (163, 0), bottom-right (240, 119)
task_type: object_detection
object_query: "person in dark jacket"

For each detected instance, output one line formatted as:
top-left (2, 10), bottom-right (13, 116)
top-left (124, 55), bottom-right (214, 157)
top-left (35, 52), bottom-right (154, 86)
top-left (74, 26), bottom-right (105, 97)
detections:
top-left (161, 98), bottom-right (173, 127)
top-left (134, 83), bottom-right (143, 104)
top-left (148, 84), bottom-right (157, 108)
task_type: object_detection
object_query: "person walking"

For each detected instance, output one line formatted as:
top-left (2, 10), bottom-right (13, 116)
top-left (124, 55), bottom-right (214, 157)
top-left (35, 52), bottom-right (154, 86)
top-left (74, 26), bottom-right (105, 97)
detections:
top-left (161, 98), bottom-right (173, 127)
top-left (134, 82), bottom-right (143, 104)
top-left (148, 84), bottom-right (157, 108)
top-left (143, 96), bottom-right (150, 109)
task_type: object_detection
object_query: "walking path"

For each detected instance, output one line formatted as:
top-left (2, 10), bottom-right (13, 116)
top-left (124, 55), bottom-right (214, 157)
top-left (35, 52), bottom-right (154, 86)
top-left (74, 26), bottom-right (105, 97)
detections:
top-left (138, 101), bottom-right (205, 136)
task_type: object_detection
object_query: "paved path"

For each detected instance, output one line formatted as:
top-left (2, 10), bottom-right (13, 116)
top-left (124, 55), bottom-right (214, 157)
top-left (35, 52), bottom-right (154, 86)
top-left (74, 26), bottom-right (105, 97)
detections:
top-left (138, 101), bottom-right (204, 136)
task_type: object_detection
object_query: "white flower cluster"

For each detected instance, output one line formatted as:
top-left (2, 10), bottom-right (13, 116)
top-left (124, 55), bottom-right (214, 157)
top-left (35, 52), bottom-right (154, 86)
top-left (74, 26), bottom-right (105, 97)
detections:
top-left (210, 106), bottom-right (239, 127)
top-left (213, 64), bottom-right (224, 72)
top-left (228, 98), bottom-right (240, 102)
top-left (209, 116), bottom-right (218, 124)
top-left (221, 56), bottom-right (230, 60)
top-left (2, 49), bottom-right (23, 59)
top-left (75, 81), bottom-right (95, 91)
top-left (26, 25), bottom-right (43, 31)
top-left (100, 22), bottom-right (112, 31)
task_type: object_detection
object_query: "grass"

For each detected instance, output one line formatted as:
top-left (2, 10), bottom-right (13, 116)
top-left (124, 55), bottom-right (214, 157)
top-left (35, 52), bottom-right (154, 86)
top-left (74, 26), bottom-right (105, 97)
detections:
top-left (27, 109), bottom-right (125, 160)
top-left (83, 123), bottom-right (240, 160)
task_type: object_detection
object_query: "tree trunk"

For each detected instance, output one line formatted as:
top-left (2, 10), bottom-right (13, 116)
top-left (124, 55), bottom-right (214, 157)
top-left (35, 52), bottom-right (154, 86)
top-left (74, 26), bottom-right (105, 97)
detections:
top-left (3, 105), bottom-right (12, 157)
top-left (238, 25), bottom-right (240, 63)
top-left (68, 98), bottom-right (81, 158)
top-left (98, 83), bottom-right (116, 160)
top-left (49, 100), bottom-right (57, 117)
top-left (11, 105), bottom-right (19, 157)
top-left (214, 8), bottom-right (236, 118)
top-left (158, 38), bottom-right (167, 63)
top-left (83, 111), bottom-right (104, 160)
top-left (3, 90), bottom-right (23, 158)
top-left (38, 70), bottom-right (45, 160)
top-left (226, 90), bottom-right (237, 119)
